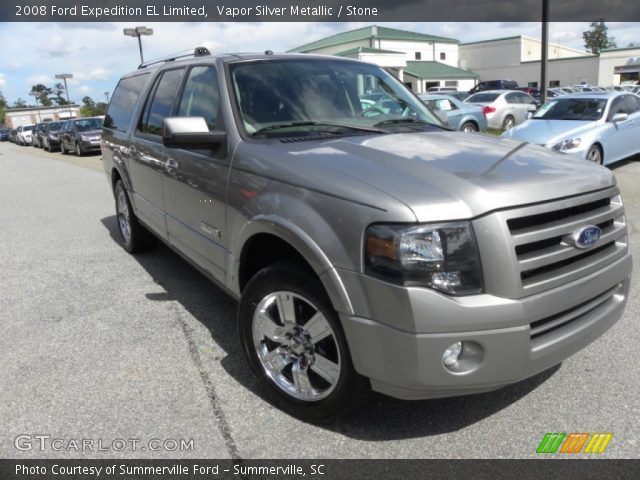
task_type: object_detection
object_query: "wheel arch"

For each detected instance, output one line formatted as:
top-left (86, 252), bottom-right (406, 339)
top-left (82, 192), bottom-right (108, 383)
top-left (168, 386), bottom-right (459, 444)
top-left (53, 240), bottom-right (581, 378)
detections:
top-left (231, 218), bottom-right (354, 316)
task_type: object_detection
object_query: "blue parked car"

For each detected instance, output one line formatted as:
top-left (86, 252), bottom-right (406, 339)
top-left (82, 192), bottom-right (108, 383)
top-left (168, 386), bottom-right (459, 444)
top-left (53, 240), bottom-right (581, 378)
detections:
top-left (502, 92), bottom-right (640, 166)
top-left (418, 93), bottom-right (488, 132)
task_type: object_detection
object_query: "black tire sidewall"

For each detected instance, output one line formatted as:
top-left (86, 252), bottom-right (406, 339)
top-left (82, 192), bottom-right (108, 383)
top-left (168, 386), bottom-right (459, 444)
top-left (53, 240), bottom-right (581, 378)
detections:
top-left (238, 264), bottom-right (366, 421)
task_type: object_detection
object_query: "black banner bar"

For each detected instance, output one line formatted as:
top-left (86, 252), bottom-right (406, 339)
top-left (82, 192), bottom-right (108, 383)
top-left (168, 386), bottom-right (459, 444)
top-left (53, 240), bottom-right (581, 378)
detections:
top-left (4, 0), bottom-right (640, 22)
top-left (2, 459), bottom-right (640, 480)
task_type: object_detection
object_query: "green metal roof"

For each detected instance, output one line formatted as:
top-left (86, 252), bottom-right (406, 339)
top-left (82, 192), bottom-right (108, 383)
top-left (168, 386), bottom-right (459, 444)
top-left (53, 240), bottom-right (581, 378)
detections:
top-left (404, 61), bottom-right (478, 79)
top-left (289, 25), bottom-right (459, 53)
top-left (336, 47), bottom-right (404, 57)
top-left (459, 36), bottom-right (522, 46)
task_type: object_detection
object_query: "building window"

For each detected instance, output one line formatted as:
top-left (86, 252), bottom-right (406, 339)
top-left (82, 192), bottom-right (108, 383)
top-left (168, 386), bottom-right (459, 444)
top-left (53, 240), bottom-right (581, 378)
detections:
top-left (549, 80), bottom-right (560, 87)
top-left (440, 52), bottom-right (446, 60)
top-left (415, 52), bottom-right (421, 60)
top-left (528, 82), bottom-right (538, 87)
top-left (444, 81), bottom-right (458, 87)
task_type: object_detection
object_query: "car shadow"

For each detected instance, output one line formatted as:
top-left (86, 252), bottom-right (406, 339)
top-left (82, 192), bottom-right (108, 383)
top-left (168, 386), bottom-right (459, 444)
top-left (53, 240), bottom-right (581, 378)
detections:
top-left (101, 215), bottom-right (560, 440)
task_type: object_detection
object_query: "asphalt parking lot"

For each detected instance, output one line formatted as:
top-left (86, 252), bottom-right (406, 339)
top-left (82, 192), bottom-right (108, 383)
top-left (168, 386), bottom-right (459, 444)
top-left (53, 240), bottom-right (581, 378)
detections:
top-left (0, 141), bottom-right (638, 459)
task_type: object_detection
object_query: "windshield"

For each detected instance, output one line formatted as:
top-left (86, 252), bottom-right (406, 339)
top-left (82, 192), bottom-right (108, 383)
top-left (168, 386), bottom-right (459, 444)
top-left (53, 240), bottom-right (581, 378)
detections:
top-left (229, 59), bottom-right (442, 137)
top-left (466, 92), bottom-right (500, 103)
top-left (533, 98), bottom-right (607, 121)
top-left (47, 122), bottom-right (63, 130)
top-left (23, 125), bottom-right (34, 131)
top-left (74, 118), bottom-right (103, 131)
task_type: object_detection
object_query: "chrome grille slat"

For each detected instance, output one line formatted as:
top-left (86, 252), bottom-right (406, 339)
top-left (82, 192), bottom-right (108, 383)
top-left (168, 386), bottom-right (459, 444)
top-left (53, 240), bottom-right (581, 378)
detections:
top-left (517, 222), bottom-right (627, 272)
top-left (510, 204), bottom-right (624, 246)
top-left (521, 243), bottom-right (626, 291)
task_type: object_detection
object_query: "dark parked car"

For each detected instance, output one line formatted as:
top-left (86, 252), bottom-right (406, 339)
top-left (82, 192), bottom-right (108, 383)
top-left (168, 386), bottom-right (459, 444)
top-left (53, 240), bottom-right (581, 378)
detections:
top-left (0, 128), bottom-right (10, 141)
top-left (42, 121), bottom-right (64, 152)
top-left (517, 87), bottom-right (541, 103)
top-left (469, 80), bottom-right (518, 94)
top-left (9, 129), bottom-right (18, 143)
top-left (59, 117), bottom-right (103, 156)
top-left (32, 122), bottom-right (48, 148)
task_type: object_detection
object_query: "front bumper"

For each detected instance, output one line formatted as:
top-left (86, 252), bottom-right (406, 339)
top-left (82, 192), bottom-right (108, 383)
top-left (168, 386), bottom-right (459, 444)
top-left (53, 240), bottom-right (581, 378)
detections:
top-left (79, 139), bottom-right (101, 151)
top-left (338, 252), bottom-right (632, 400)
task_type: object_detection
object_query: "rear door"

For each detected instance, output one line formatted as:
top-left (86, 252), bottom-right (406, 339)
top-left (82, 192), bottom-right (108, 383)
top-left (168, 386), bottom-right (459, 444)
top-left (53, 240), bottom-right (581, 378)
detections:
top-left (161, 65), bottom-right (230, 284)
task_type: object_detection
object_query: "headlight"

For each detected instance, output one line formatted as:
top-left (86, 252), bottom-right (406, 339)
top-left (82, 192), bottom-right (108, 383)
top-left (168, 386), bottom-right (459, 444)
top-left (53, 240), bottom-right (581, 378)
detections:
top-left (365, 222), bottom-right (483, 295)
top-left (551, 138), bottom-right (581, 151)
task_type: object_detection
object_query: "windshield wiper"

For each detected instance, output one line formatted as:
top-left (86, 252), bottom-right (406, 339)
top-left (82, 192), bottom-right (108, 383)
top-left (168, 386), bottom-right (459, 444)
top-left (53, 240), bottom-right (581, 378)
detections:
top-left (252, 121), bottom-right (384, 136)
top-left (373, 118), bottom-right (432, 127)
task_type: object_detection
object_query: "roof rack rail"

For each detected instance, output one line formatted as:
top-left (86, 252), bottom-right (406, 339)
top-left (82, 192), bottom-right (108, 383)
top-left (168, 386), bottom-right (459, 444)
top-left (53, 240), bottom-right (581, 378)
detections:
top-left (138, 46), bottom-right (211, 69)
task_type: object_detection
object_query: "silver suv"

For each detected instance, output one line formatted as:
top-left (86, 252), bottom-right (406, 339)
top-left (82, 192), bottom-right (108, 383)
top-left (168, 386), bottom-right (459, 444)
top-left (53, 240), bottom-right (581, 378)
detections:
top-left (102, 49), bottom-right (632, 420)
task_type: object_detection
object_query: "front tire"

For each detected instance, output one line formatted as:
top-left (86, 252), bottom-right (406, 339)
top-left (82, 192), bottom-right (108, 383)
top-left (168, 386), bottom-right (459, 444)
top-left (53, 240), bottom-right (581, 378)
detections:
top-left (75, 142), bottom-right (83, 156)
top-left (114, 180), bottom-right (156, 253)
top-left (586, 144), bottom-right (603, 165)
top-left (461, 121), bottom-right (478, 133)
top-left (239, 262), bottom-right (369, 421)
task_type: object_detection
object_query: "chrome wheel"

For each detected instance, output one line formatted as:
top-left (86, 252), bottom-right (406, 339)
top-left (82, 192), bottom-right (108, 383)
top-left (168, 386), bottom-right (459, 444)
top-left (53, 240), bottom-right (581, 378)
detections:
top-left (587, 145), bottom-right (603, 165)
top-left (252, 291), bottom-right (341, 402)
top-left (116, 187), bottom-right (132, 244)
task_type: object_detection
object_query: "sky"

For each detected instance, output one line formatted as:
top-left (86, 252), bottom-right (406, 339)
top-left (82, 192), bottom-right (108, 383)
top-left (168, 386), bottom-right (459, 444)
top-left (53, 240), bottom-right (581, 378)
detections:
top-left (1, 21), bottom-right (638, 105)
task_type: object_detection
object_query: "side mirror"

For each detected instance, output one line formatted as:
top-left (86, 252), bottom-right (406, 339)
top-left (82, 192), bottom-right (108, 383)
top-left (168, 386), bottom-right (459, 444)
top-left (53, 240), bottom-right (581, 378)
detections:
top-left (610, 112), bottom-right (628, 123)
top-left (162, 117), bottom-right (226, 148)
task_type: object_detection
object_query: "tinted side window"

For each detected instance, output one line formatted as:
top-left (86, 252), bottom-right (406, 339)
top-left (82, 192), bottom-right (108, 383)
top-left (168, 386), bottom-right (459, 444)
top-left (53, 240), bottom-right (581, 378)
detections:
top-left (140, 69), bottom-right (185, 136)
top-left (623, 95), bottom-right (640, 114)
top-left (608, 97), bottom-right (626, 120)
top-left (177, 66), bottom-right (220, 130)
top-left (505, 92), bottom-right (518, 104)
top-left (104, 73), bottom-right (150, 133)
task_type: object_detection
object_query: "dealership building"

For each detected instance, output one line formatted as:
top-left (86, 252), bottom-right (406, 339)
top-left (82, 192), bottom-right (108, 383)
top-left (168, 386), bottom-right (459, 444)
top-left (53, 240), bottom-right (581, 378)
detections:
top-left (4, 105), bottom-right (80, 128)
top-left (289, 25), bottom-right (640, 92)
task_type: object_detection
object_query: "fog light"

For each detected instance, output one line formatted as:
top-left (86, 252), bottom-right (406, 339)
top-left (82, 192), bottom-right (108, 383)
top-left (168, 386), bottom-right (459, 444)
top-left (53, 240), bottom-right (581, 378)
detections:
top-left (443, 342), bottom-right (462, 367)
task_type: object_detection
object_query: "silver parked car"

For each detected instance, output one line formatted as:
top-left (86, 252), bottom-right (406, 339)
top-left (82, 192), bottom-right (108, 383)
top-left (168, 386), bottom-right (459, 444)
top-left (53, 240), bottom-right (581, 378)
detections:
top-left (102, 50), bottom-right (631, 420)
top-left (502, 92), bottom-right (640, 165)
top-left (465, 90), bottom-right (537, 130)
top-left (419, 93), bottom-right (487, 132)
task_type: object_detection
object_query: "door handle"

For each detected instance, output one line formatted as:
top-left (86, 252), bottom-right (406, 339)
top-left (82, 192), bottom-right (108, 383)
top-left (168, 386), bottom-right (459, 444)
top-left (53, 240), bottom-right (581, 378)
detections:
top-left (165, 157), bottom-right (179, 173)
top-left (127, 145), bottom-right (137, 157)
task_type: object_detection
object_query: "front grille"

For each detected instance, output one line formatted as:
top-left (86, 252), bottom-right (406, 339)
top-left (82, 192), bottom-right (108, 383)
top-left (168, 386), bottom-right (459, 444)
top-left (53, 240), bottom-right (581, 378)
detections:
top-left (507, 189), bottom-right (627, 294)
top-left (472, 187), bottom-right (628, 299)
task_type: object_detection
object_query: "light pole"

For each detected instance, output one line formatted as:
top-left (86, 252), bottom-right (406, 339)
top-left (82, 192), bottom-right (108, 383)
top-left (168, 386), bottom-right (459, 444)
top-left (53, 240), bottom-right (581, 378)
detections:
top-left (29, 91), bottom-right (42, 122)
top-left (104, 91), bottom-right (110, 103)
top-left (123, 26), bottom-right (154, 64)
top-left (55, 73), bottom-right (74, 118)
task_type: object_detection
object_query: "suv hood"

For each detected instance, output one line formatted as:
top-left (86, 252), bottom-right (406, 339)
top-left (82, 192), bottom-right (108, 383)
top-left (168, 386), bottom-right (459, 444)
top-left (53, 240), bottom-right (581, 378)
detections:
top-left (504, 119), bottom-right (596, 146)
top-left (77, 129), bottom-right (102, 137)
top-left (243, 131), bottom-right (615, 222)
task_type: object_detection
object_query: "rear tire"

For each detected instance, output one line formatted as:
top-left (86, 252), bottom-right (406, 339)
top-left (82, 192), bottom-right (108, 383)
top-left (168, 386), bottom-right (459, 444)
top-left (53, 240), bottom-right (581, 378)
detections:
top-left (502, 115), bottom-right (515, 131)
top-left (114, 180), bottom-right (156, 253)
top-left (238, 261), bottom-right (370, 422)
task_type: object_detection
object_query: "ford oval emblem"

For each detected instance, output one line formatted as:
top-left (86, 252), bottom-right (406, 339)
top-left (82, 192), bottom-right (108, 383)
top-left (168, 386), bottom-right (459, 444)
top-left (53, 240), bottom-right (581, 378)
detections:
top-left (565, 225), bottom-right (601, 249)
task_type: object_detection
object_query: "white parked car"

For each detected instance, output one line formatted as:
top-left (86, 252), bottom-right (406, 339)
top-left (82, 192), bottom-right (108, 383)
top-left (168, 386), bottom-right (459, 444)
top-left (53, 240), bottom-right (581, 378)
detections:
top-left (16, 125), bottom-right (34, 146)
top-left (502, 92), bottom-right (640, 166)
top-left (465, 90), bottom-right (537, 130)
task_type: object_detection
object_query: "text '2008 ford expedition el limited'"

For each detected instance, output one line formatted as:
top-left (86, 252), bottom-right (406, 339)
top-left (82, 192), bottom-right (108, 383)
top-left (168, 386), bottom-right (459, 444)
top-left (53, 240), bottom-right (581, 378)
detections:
top-left (102, 48), bottom-right (632, 420)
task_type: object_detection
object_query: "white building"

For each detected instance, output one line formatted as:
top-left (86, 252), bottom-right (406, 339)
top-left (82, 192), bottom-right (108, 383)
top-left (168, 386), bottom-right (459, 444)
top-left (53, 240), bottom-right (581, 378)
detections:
top-left (290, 27), bottom-right (640, 93)
top-left (5, 105), bottom-right (80, 128)
top-left (288, 25), bottom-right (478, 93)
top-left (459, 35), bottom-right (640, 87)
